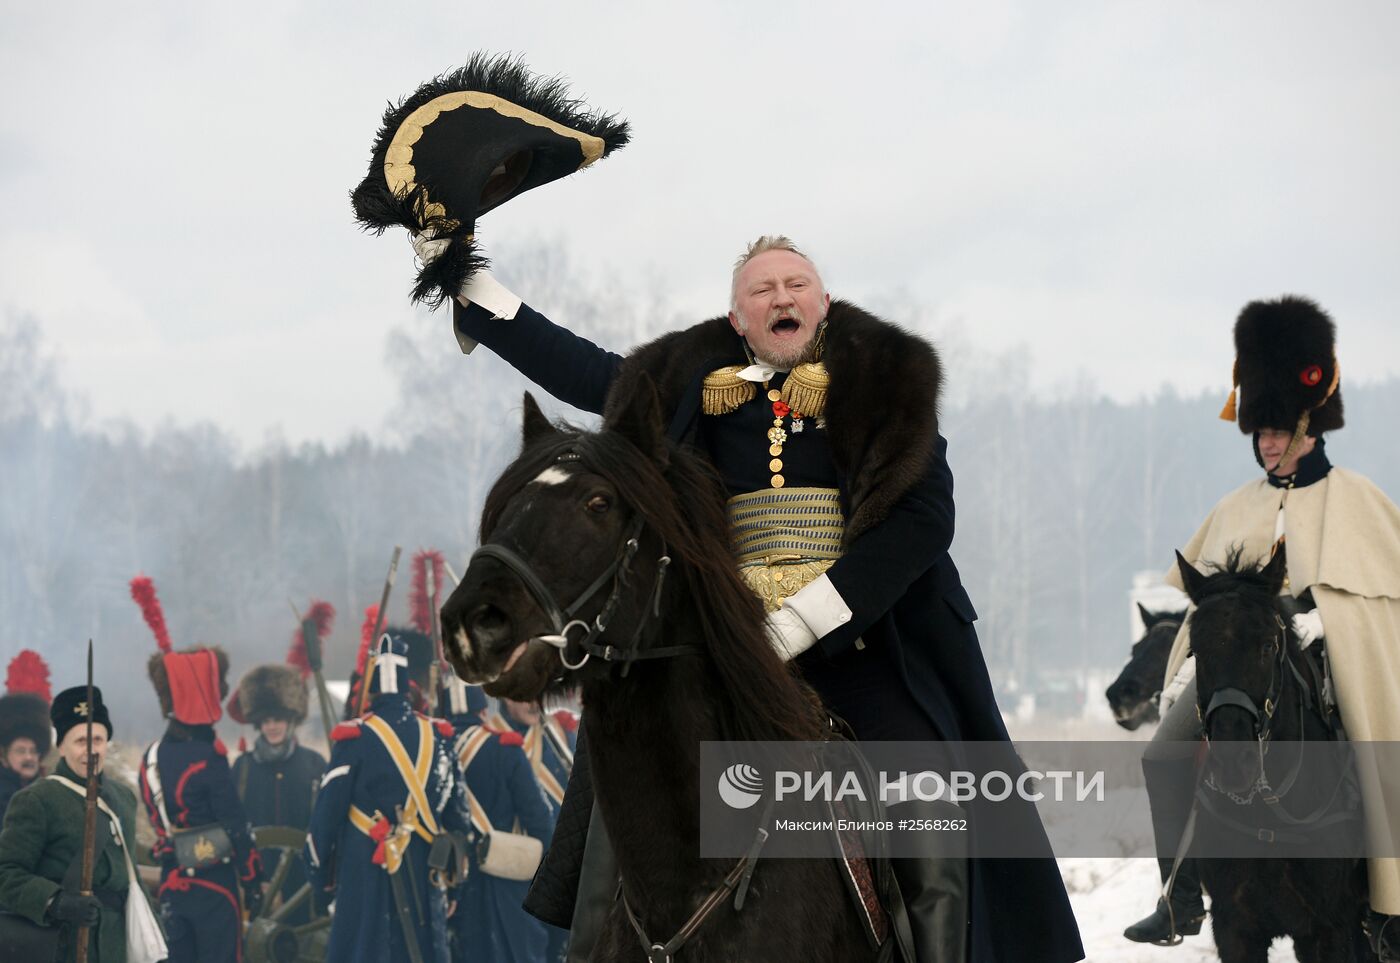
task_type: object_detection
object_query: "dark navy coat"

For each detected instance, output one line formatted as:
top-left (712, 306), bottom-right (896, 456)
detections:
top-left (232, 738), bottom-right (325, 923)
top-left (455, 299), bottom-right (1084, 963)
top-left (305, 693), bottom-right (471, 963)
top-left (138, 722), bottom-right (264, 961)
top-left (448, 715), bottom-right (556, 963)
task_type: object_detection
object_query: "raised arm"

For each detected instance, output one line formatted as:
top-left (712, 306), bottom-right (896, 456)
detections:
top-left (451, 277), bottom-right (624, 415)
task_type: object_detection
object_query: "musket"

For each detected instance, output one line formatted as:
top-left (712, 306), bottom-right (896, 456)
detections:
top-left (75, 640), bottom-right (98, 963)
top-left (302, 615), bottom-right (340, 744)
top-left (357, 546), bottom-right (402, 716)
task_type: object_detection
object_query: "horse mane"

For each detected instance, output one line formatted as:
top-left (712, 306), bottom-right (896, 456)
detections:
top-left (481, 424), bottom-right (826, 743)
top-left (1192, 546), bottom-right (1281, 606)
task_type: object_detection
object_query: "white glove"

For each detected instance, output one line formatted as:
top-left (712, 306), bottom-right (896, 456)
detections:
top-left (764, 607), bottom-right (817, 662)
top-left (1291, 609), bottom-right (1325, 649)
top-left (411, 229), bottom-right (452, 267)
top-left (1161, 655), bottom-right (1195, 714)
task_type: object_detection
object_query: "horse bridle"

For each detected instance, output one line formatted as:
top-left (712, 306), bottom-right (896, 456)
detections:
top-left (1197, 612), bottom-right (1289, 746)
top-left (468, 452), bottom-right (701, 676)
top-left (1194, 605), bottom-right (1353, 835)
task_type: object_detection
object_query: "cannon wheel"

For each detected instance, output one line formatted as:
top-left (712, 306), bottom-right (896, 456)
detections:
top-left (245, 825), bottom-right (332, 963)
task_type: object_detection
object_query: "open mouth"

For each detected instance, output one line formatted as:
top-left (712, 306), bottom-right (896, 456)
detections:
top-left (769, 317), bottom-right (801, 335)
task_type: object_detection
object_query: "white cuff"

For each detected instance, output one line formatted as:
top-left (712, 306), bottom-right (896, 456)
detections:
top-left (765, 608), bottom-right (817, 662)
top-left (783, 574), bottom-right (853, 639)
top-left (1291, 609), bottom-right (1324, 648)
top-left (1161, 655), bottom-right (1195, 713)
top-left (460, 272), bottom-right (522, 321)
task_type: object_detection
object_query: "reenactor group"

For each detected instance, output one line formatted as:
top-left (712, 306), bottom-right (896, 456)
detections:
top-left (0, 552), bottom-right (577, 963)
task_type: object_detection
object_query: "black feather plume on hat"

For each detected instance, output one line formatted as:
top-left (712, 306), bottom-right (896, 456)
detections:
top-left (351, 53), bottom-right (630, 308)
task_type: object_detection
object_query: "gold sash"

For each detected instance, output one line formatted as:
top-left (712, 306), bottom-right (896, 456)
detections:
top-left (727, 487), bottom-right (844, 612)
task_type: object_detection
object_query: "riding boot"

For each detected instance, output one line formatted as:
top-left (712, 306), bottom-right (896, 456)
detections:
top-left (1366, 910), bottom-right (1400, 963)
top-left (1123, 858), bottom-right (1206, 945)
top-left (565, 804), bottom-right (618, 963)
top-left (888, 855), bottom-right (968, 963)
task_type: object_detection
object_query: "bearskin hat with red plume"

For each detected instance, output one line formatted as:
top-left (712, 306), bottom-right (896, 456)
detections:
top-left (130, 575), bottom-right (229, 726)
top-left (227, 600), bottom-right (334, 727)
top-left (1221, 295), bottom-right (1344, 437)
top-left (0, 650), bottom-right (53, 756)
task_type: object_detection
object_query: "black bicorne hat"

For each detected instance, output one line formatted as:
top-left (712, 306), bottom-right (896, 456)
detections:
top-left (51, 685), bottom-right (112, 746)
top-left (351, 53), bottom-right (630, 308)
top-left (1220, 295), bottom-right (1344, 436)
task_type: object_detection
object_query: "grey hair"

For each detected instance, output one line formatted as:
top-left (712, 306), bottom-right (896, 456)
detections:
top-left (729, 235), bottom-right (825, 310)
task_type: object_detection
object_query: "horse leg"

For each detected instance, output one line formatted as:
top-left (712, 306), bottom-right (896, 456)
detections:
top-left (1294, 925), bottom-right (1362, 963)
top-left (1212, 921), bottom-right (1271, 963)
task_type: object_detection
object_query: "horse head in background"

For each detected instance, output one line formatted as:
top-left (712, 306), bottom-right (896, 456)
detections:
top-left (1105, 603), bottom-right (1186, 730)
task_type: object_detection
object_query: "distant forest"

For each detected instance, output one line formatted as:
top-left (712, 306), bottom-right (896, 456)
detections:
top-left (5, 241), bottom-right (1397, 738)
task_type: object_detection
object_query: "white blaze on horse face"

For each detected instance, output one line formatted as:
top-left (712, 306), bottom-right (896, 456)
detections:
top-left (531, 466), bottom-right (572, 486)
top-left (455, 626), bottom-right (474, 662)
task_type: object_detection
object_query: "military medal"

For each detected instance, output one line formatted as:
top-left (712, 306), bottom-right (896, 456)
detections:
top-left (766, 393), bottom-right (804, 489)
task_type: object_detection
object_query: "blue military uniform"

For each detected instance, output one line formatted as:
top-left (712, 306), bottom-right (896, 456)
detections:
top-left (305, 633), bottom-right (472, 963)
top-left (445, 682), bottom-right (555, 963)
top-left (139, 722), bottom-right (264, 963)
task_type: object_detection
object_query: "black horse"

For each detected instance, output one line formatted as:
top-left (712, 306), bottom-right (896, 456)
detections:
top-left (1105, 603), bottom-right (1186, 730)
top-left (440, 388), bottom-right (886, 962)
top-left (1176, 547), bottom-right (1372, 962)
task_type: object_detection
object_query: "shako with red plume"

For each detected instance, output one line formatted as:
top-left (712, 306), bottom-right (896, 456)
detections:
top-left (129, 574), bottom-right (229, 726)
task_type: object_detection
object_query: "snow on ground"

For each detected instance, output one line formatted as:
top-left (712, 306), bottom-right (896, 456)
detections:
top-left (1061, 856), bottom-right (1298, 961)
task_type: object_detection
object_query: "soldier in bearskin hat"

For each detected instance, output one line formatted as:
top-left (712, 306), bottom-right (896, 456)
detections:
top-left (229, 663), bottom-right (326, 829)
top-left (0, 683), bottom-right (165, 962)
top-left (305, 629), bottom-right (473, 963)
top-left (1123, 296), bottom-right (1400, 957)
top-left (228, 658), bottom-right (327, 927)
top-left (0, 650), bottom-right (52, 820)
top-left (129, 576), bottom-right (265, 963)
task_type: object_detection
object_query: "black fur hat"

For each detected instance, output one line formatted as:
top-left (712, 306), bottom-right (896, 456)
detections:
top-left (230, 664), bottom-right (308, 727)
top-left (51, 686), bottom-right (112, 745)
top-left (351, 53), bottom-right (630, 308)
top-left (1222, 295), bottom-right (1344, 436)
top-left (0, 692), bottom-right (52, 756)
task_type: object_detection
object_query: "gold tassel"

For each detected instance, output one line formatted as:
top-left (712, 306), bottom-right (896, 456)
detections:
top-left (1218, 388), bottom-right (1237, 422)
top-left (1281, 411), bottom-right (1311, 466)
top-left (781, 362), bottom-right (830, 418)
top-left (702, 366), bottom-right (755, 416)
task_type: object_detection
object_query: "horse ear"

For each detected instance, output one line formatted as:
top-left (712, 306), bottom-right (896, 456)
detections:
top-left (1136, 602), bottom-right (1153, 626)
top-left (610, 374), bottom-right (669, 467)
top-left (1261, 543), bottom-right (1288, 594)
top-left (521, 393), bottom-right (559, 446)
top-left (1175, 550), bottom-right (1208, 604)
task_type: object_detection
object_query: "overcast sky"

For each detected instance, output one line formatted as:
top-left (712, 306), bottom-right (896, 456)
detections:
top-left (3, 1), bottom-right (1397, 448)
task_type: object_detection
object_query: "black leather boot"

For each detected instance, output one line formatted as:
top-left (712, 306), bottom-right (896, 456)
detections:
top-left (1123, 858), bottom-right (1206, 945)
top-left (1366, 910), bottom-right (1400, 963)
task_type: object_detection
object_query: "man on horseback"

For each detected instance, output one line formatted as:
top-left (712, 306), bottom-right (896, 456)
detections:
top-left (1124, 296), bottom-right (1400, 959)
top-left (425, 233), bottom-right (1082, 963)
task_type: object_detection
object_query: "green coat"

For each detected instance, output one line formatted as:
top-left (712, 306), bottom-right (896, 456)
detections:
top-left (0, 758), bottom-right (140, 963)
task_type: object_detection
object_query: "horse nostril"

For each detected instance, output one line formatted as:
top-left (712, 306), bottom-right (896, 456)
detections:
top-left (469, 604), bottom-right (511, 643)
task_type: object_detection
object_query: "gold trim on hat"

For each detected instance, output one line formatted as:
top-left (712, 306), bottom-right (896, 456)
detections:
top-left (384, 91), bottom-right (607, 220)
